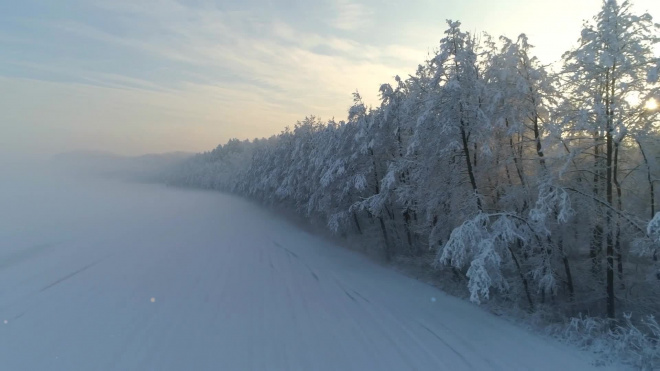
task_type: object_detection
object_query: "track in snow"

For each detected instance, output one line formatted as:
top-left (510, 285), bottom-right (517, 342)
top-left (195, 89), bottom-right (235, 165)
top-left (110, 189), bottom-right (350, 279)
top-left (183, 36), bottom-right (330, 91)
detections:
top-left (0, 174), bottom-right (605, 370)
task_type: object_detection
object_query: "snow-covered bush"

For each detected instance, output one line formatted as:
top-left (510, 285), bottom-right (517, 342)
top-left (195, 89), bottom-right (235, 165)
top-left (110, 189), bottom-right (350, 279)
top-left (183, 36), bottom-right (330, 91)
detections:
top-left (549, 314), bottom-right (660, 370)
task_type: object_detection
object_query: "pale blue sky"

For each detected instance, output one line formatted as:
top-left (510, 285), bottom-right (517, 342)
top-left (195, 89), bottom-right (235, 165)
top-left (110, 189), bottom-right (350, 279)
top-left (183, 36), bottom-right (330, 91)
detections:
top-left (1, 0), bottom-right (658, 156)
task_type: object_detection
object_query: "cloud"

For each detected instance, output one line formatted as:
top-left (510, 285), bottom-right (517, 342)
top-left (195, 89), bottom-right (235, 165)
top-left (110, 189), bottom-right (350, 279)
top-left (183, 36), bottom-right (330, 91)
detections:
top-left (48, 1), bottom-right (418, 106)
top-left (328, 0), bottom-right (374, 31)
top-left (1, 0), bottom-right (430, 156)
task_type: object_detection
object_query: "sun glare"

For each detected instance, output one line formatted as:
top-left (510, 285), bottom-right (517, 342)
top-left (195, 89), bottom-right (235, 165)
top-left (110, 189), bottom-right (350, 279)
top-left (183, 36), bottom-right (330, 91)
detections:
top-left (646, 98), bottom-right (659, 111)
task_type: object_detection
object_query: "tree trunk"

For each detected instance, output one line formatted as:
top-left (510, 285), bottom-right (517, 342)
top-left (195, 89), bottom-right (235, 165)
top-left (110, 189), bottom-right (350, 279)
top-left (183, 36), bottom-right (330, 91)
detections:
top-left (637, 140), bottom-right (655, 218)
top-left (460, 125), bottom-right (482, 211)
top-left (559, 235), bottom-right (575, 301)
top-left (379, 216), bottom-right (392, 262)
top-left (591, 133), bottom-right (603, 279)
top-left (403, 209), bottom-right (415, 254)
top-left (613, 143), bottom-right (624, 289)
top-left (605, 71), bottom-right (615, 321)
top-left (510, 243), bottom-right (534, 312)
top-left (370, 148), bottom-right (392, 261)
top-left (637, 140), bottom-right (660, 280)
top-left (352, 211), bottom-right (363, 235)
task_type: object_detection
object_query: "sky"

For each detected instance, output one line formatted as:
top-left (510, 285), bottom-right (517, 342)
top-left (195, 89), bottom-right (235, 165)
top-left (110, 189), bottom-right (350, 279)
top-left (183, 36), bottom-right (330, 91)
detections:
top-left (0, 0), bottom-right (658, 157)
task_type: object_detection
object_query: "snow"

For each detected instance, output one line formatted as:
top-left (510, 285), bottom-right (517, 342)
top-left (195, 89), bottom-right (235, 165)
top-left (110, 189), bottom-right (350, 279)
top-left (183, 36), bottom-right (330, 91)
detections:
top-left (0, 171), bottom-right (607, 370)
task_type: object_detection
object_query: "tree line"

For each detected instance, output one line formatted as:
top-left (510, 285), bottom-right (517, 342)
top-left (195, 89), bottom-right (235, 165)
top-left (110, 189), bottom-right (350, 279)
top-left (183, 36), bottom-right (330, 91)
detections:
top-left (167, 0), bottom-right (660, 325)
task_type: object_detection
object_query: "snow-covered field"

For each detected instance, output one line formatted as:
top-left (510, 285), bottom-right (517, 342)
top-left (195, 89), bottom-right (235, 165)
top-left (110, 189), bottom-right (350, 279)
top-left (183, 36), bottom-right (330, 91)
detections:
top-left (0, 171), bottom-right (607, 370)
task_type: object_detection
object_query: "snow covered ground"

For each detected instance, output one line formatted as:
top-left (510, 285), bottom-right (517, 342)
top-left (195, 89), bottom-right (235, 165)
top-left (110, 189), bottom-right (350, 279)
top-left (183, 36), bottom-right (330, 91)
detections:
top-left (0, 171), bottom-right (610, 370)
